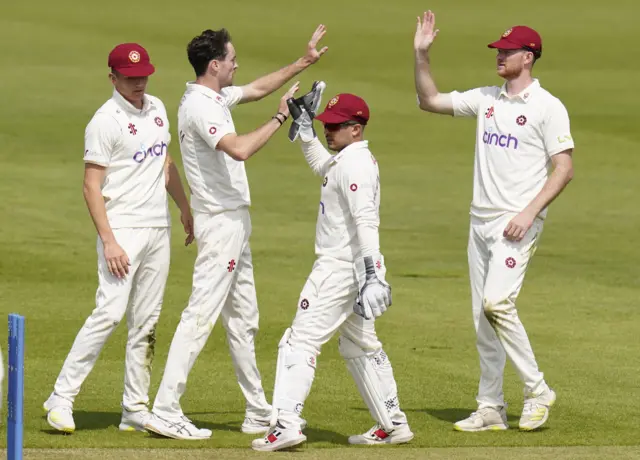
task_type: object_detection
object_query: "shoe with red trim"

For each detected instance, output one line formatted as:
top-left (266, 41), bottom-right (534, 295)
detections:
top-left (251, 421), bottom-right (307, 452)
top-left (348, 422), bottom-right (414, 445)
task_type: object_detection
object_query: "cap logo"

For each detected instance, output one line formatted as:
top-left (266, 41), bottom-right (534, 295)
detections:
top-left (356, 110), bottom-right (363, 116)
top-left (529, 42), bottom-right (536, 47)
top-left (502, 28), bottom-right (513, 38)
top-left (328, 96), bottom-right (339, 108)
top-left (128, 50), bottom-right (141, 63)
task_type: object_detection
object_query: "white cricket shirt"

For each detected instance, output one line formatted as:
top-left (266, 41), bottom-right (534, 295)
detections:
top-left (83, 89), bottom-right (171, 229)
top-left (315, 140), bottom-right (380, 262)
top-left (450, 79), bottom-right (574, 220)
top-left (177, 83), bottom-right (249, 214)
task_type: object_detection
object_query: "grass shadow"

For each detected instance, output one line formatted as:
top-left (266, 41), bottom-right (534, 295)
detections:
top-left (304, 426), bottom-right (349, 445)
top-left (71, 410), bottom-right (122, 431)
top-left (408, 408), bottom-right (520, 425)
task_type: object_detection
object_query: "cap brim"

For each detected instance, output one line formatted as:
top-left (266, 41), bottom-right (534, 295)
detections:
top-left (487, 39), bottom-right (522, 50)
top-left (315, 111), bottom-right (352, 124)
top-left (115, 63), bottom-right (155, 77)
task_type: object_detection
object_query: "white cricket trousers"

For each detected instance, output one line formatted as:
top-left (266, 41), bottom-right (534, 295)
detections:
top-left (52, 227), bottom-right (170, 411)
top-left (468, 213), bottom-right (550, 409)
top-left (278, 256), bottom-right (407, 427)
top-left (152, 208), bottom-right (270, 419)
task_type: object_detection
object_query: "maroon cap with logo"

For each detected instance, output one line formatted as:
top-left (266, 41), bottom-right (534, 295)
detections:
top-left (315, 93), bottom-right (370, 125)
top-left (108, 43), bottom-right (155, 77)
top-left (488, 26), bottom-right (542, 56)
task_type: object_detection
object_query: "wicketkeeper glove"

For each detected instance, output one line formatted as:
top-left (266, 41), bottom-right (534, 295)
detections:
top-left (353, 255), bottom-right (392, 320)
top-left (287, 80), bottom-right (326, 142)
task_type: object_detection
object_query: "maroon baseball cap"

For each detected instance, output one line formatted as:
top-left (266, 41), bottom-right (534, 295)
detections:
top-left (108, 43), bottom-right (155, 77)
top-left (316, 93), bottom-right (370, 125)
top-left (488, 26), bottom-right (542, 56)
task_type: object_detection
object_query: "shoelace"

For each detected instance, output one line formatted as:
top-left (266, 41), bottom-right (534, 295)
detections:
top-left (469, 408), bottom-right (500, 421)
top-left (522, 399), bottom-right (544, 415)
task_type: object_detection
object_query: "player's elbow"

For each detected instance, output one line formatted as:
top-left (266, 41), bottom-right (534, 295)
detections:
top-left (564, 165), bottom-right (574, 184)
top-left (417, 98), bottom-right (435, 112)
top-left (227, 148), bottom-right (250, 162)
top-left (555, 161), bottom-right (574, 184)
top-left (417, 94), bottom-right (454, 115)
top-left (218, 136), bottom-right (250, 161)
top-left (417, 93), bottom-right (438, 112)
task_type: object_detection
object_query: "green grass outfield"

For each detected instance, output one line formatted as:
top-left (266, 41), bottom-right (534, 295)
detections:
top-left (1, 0), bottom-right (639, 457)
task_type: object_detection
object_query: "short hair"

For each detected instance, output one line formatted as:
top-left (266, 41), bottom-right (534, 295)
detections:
top-left (187, 29), bottom-right (232, 77)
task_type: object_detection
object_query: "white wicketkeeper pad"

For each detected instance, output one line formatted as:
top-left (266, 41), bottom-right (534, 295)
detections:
top-left (270, 328), bottom-right (317, 427)
top-left (339, 335), bottom-right (399, 431)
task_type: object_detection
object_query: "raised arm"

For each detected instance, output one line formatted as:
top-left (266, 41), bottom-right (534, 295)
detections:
top-left (239, 25), bottom-right (328, 103)
top-left (286, 95), bottom-right (332, 175)
top-left (217, 83), bottom-right (299, 160)
top-left (414, 11), bottom-right (454, 115)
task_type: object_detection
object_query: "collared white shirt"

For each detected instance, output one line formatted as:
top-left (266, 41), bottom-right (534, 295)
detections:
top-left (83, 89), bottom-right (171, 229)
top-left (316, 140), bottom-right (380, 262)
top-left (177, 82), bottom-right (248, 214)
top-left (450, 79), bottom-right (574, 220)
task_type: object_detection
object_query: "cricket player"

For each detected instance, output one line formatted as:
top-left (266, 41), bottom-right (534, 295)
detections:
top-left (43, 43), bottom-right (194, 433)
top-left (252, 87), bottom-right (414, 452)
top-left (414, 12), bottom-right (574, 431)
top-left (144, 27), bottom-right (328, 440)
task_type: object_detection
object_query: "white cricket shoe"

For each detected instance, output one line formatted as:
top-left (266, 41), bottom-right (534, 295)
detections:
top-left (43, 393), bottom-right (69, 414)
top-left (454, 406), bottom-right (509, 432)
top-left (348, 423), bottom-right (414, 445)
top-left (251, 422), bottom-right (306, 452)
top-left (47, 406), bottom-right (75, 433)
top-left (119, 408), bottom-right (151, 432)
top-left (241, 417), bottom-right (271, 434)
top-left (144, 413), bottom-right (212, 440)
top-left (519, 388), bottom-right (556, 431)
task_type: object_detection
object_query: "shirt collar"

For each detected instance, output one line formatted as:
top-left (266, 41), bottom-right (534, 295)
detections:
top-left (185, 82), bottom-right (227, 106)
top-left (112, 89), bottom-right (153, 114)
top-left (498, 78), bottom-right (540, 103)
top-left (332, 140), bottom-right (369, 163)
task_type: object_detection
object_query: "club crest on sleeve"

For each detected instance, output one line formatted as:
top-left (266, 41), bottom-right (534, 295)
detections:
top-left (128, 50), bottom-right (141, 63)
top-left (349, 183), bottom-right (358, 192)
top-left (300, 298), bottom-right (310, 310)
top-left (516, 115), bottom-right (527, 126)
top-left (505, 257), bottom-right (516, 269)
top-left (154, 116), bottom-right (164, 127)
top-left (323, 176), bottom-right (328, 187)
top-left (227, 259), bottom-right (236, 272)
top-left (128, 123), bottom-right (137, 135)
top-left (209, 126), bottom-right (217, 135)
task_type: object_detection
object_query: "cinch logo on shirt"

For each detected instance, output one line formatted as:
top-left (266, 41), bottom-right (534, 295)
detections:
top-left (483, 131), bottom-right (519, 150)
top-left (133, 142), bottom-right (168, 163)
